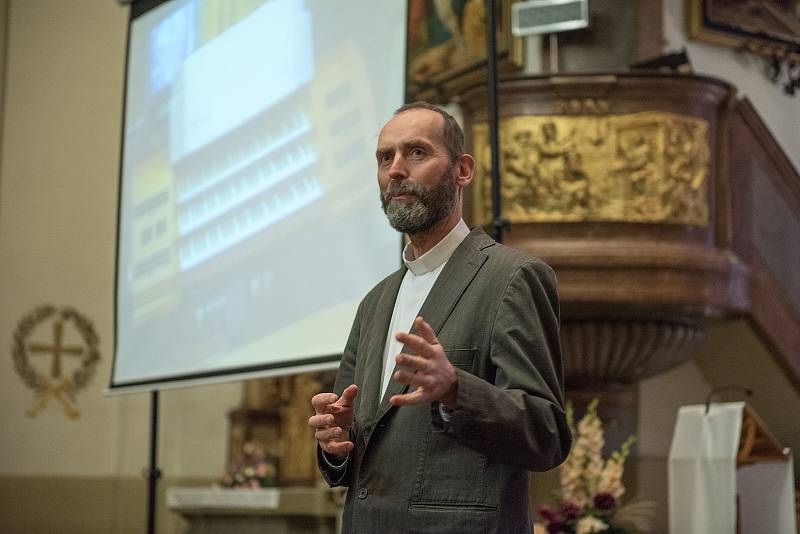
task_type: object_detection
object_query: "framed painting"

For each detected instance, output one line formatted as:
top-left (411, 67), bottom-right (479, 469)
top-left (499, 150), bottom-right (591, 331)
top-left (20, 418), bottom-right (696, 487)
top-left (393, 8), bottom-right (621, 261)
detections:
top-left (406, 0), bottom-right (526, 103)
top-left (686, 0), bottom-right (800, 61)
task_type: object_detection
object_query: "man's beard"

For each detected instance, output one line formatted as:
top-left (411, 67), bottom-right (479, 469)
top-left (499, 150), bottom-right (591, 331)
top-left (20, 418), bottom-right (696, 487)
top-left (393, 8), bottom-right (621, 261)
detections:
top-left (380, 167), bottom-right (458, 234)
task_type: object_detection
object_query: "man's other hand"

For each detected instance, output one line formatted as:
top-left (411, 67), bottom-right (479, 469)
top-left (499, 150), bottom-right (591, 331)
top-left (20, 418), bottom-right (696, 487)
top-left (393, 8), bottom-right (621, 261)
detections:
top-left (308, 384), bottom-right (358, 458)
top-left (390, 316), bottom-right (458, 407)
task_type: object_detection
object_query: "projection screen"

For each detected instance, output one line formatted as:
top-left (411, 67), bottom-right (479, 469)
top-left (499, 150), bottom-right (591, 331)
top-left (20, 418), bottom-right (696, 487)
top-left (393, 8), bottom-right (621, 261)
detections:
top-left (112, 0), bottom-right (406, 389)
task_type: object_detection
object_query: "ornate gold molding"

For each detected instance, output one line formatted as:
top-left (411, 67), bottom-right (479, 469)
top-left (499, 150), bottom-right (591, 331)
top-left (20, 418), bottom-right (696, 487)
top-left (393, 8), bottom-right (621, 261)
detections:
top-left (472, 111), bottom-right (711, 226)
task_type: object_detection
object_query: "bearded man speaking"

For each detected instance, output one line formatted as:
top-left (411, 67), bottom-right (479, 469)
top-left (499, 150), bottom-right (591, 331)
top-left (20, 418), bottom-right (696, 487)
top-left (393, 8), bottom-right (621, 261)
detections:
top-left (308, 102), bottom-right (571, 533)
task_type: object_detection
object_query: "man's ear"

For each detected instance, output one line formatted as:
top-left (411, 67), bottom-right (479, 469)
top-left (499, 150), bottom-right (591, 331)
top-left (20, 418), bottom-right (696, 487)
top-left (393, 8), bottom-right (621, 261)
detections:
top-left (455, 153), bottom-right (475, 188)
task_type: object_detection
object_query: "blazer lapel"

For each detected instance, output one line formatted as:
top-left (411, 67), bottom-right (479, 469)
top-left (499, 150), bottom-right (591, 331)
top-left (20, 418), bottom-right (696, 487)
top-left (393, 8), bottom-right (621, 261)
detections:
top-left (374, 228), bottom-right (495, 422)
top-left (359, 267), bottom-right (406, 424)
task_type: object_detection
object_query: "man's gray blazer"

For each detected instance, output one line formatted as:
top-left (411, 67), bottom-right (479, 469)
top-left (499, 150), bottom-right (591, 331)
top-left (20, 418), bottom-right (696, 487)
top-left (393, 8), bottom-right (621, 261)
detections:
top-left (318, 227), bottom-right (572, 534)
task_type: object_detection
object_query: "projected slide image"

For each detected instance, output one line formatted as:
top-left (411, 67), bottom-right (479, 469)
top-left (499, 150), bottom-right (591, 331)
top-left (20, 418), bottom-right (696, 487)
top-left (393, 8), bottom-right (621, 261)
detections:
top-left (114, 0), bottom-right (406, 385)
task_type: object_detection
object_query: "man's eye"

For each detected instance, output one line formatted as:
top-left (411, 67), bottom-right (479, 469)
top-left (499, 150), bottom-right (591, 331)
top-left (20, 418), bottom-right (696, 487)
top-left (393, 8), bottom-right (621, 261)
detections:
top-left (378, 154), bottom-right (391, 165)
top-left (409, 148), bottom-right (425, 158)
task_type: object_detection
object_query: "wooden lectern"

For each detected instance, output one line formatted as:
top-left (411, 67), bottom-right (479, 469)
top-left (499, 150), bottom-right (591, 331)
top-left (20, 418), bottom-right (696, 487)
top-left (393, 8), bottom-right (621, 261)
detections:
top-left (669, 402), bottom-right (797, 534)
top-left (734, 404), bottom-right (795, 534)
top-left (736, 404), bottom-right (789, 466)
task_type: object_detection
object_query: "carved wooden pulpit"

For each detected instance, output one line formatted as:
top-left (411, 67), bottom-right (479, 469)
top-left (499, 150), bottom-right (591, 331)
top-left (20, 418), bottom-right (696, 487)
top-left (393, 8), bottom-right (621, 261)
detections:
top-left (459, 73), bottom-right (749, 449)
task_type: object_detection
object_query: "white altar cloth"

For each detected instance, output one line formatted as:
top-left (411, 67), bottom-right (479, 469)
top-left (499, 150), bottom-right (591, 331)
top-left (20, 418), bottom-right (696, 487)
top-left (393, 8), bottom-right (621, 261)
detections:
top-left (668, 402), bottom-right (796, 534)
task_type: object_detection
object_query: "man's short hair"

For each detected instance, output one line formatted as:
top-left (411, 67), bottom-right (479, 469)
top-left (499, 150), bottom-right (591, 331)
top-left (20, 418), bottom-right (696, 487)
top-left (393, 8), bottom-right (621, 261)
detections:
top-left (394, 102), bottom-right (464, 164)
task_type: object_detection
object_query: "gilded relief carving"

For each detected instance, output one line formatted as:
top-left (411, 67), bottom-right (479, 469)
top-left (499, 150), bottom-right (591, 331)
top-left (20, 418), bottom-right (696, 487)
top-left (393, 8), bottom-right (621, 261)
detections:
top-left (556, 98), bottom-right (610, 115)
top-left (473, 112), bottom-right (710, 225)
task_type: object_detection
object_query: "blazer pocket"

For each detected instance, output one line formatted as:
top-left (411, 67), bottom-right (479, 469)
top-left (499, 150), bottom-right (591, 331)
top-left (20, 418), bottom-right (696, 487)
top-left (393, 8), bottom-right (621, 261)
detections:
top-left (407, 500), bottom-right (497, 534)
top-left (415, 432), bottom-right (487, 504)
top-left (408, 501), bottom-right (497, 513)
top-left (445, 348), bottom-right (476, 369)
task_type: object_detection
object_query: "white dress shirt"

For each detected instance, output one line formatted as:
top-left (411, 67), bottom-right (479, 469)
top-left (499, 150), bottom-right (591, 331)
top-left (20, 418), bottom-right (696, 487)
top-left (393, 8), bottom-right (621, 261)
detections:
top-left (378, 219), bottom-right (470, 402)
top-left (322, 219), bottom-right (470, 468)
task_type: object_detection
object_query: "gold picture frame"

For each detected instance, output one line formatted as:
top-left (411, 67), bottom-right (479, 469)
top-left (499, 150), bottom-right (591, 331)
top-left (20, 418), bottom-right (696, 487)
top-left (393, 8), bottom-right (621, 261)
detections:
top-left (406, 0), bottom-right (526, 103)
top-left (686, 0), bottom-right (800, 61)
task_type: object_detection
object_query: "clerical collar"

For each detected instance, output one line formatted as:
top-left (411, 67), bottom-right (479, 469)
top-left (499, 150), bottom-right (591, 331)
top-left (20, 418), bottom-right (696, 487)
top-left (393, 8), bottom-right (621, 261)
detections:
top-left (403, 219), bottom-right (470, 276)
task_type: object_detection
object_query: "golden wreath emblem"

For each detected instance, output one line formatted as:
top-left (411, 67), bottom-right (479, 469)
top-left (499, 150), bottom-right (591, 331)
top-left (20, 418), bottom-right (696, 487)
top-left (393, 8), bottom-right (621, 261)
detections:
top-left (12, 305), bottom-right (100, 419)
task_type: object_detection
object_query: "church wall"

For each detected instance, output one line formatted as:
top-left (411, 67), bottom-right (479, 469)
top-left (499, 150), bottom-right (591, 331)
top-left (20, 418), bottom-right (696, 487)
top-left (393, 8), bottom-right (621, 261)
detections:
top-left (629, 4), bottom-right (800, 533)
top-left (516, 1), bottom-right (800, 526)
top-left (0, 2), bottom-right (240, 533)
top-left (635, 321), bottom-right (800, 534)
top-left (693, 320), bottom-right (800, 465)
top-left (663, 0), bottom-right (800, 172)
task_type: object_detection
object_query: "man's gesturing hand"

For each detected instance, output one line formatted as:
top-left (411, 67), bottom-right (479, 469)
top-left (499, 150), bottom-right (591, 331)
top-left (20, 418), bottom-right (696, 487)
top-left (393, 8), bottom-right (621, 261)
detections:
top-left (308, 384), bottom-right (358, 458)
top-left (390, 316), bottom-right (458, 407)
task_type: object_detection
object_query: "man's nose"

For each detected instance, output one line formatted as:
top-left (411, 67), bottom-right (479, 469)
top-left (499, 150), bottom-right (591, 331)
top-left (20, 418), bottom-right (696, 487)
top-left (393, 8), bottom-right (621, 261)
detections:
top-left (387, 154), bottom-right (408, 180)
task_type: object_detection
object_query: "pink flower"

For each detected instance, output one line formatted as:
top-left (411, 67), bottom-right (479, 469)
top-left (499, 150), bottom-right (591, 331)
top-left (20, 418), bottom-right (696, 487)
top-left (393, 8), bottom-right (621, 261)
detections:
top-left (256, 462), bottom-right (270, 478)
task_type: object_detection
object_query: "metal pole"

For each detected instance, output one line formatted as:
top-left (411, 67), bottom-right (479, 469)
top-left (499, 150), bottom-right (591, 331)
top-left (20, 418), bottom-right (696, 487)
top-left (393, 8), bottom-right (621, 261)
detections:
top-left (485, 0), bottom-right (506, 243)
top-left (147, 390), bottom-right (162, 534)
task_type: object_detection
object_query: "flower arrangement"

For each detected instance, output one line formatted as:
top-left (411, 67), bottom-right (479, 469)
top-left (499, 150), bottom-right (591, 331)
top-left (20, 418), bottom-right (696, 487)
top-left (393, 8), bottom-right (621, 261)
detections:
top-left (221, 440), bottom-right (278, 489)
top-left (534, 399), bottom-right (656, 534)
